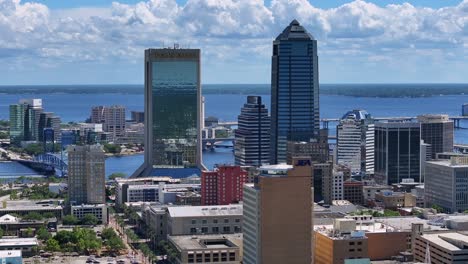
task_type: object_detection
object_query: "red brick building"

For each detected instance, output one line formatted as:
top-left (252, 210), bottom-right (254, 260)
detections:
top-left (201, 165), bottom-right (247, 205)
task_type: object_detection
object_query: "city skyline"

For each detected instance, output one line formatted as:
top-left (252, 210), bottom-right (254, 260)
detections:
top-left (2, 0), bottom-right (468, 85)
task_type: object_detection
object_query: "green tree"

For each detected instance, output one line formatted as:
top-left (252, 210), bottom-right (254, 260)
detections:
top-left (24, 143), bottom-right (44, 156)
top-left (46, 238), bottom-right (61, 252)
top-left (80, 214), bottom-right (99, 225)
top-left (23, 212), bottom-right (43, 221)
top-left (101, 228), bottom-right (125, 252)
top-left (9, 190), bottom-right (18, 200)
top-left (432, 204), bottom-right (443, 213)
top-left (0, 131), bottom-right (8, 139)
top-left (108, 172), bottom-right (127, 180)
top-left (37, 227), bottom-right (51, 241)
top-left (103, 144), bottom-right (121, 154)
top-left (25, 227), bottom-right (34, 237)
top-left (63, 215), bottom-right (79, 225)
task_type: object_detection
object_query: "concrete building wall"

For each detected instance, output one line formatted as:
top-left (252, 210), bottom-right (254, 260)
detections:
top-left (168, 215), bottom-right (242, 236)
top-left (259, 164), bottom-right (313, 264)
top-left (314, 231), bottom-right (368, 264)
top-left (367, 232), bottom-right (410, 260)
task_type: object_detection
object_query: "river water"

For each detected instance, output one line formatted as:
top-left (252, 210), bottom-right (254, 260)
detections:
top-left (2, 88), bottom-right (468, 178)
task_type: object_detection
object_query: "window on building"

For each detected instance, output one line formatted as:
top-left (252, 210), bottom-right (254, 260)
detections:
top-left (224, 218), bottom-right (229, 223)
top-left (190, 228), bottom-right (197, 234)
top-left (191, 219), bottom-right (197, 224)
top-left (201, 227), bottom-right (208, 233)
top-left (213, 219), bottom-right (218, 224)
top-left (223, 226), bottom-right (230, 233)
top-left (229, 252), bottom-right (236, 261)
top-left (212, 227), bottom-right (219, 233)
top-left (235, 218), bottom-right (240, 223)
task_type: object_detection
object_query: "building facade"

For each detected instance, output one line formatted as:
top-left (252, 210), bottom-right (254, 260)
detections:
top-left (201, 165), bottom-right (247, 205)
top-left (418, 114), bottom-right (454, 159)
top-left (90, 105), bottom-right (126, 138)
top-left (9, 99), bottom-right (44, 145)
top-left (425, 157), bottom-right (468, 213)
top-left (286, 128), bottom-right (330, 165)
top-left (374, 122), bottom-right (421, 185)
top-left (243, 158), bottom-right (313, 264)
top-left (71, 204), bottom-right (108, 224)
top-left (270, 20), bottom-right (320, 164)
top-left (167, 205), bottom-right (243, 236)
top-left (38, 112), bottom-right (61, 143)
top-left (136, 48), bottom-right (202, 176)
top-left (343, 179), bottom-right (364, 205)
top-left (168, 234), bottom-right (242, 264)
top-left (131, 111), bottom-right (145, 123)
top-left (67, 145), bottom-right (106, 205)
top-left (337, 110), bottom-right (375, 175)
top-left (234, 96), bottom-right (270, 166)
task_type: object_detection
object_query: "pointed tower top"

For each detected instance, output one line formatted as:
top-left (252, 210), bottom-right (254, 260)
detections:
top-left (275, 19), bottom-right (315, 41)
top-left (290, 19), bottom-right (300, 26)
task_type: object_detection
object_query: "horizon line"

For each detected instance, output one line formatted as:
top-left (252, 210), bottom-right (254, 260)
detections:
top-left (1, 82), bottom-right (468, 87)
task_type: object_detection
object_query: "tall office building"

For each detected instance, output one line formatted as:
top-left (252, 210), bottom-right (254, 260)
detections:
top-left (90, 105), bottom-right (126, 138)
top-left (201, 165), bottom-right (247, 205)
top-left (38, 112), bottom-right (61, 143)
top-left (418, 114), bottom-right (454, 159)
top-left (20, 99), bottom-right (43, 142)
top-left (270, 20), bottom-right (320, 164)
top-left (9, 104), bottom-right (27, 145)
top-left (243, 158), bottom-right (313, 264)
top-left (67, 145), bottom-right (106, 205)
top-left (131, 111), bottom-right (145, 123)
top-left (234, 96), bottom-right (270, 166)
top-left (286, 128), bottom-right (330, 164)
top-left (9, 99), bottom-right (43, 145)
top-left (425, 157), bottom-right (468, 213)
top-left (337, 110), bottom-right (375, 175)
top-left (374, 122), bottom-right (421, 185)
top-left (134, 48), bottom-right (202, 177)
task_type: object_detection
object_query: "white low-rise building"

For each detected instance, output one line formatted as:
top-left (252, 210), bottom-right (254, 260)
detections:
top-left (167, 205), bottom-right (242, 236)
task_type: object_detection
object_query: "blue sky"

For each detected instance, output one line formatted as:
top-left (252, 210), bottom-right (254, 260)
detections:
top-left (2, 0), bottom-right (468, 84)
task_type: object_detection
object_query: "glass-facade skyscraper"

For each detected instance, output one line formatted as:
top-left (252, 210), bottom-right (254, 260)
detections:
top-left (234, 96), bottom-right (270, 166)
top-left (375, 122), bottom-right (421, 185)
top-left (135, 48), bottom-right (202, 177)
top-left (270, 20), bottom-right (320, 164)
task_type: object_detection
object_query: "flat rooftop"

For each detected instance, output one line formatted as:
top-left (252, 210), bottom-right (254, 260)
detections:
top-left (0, 250), bottom-right (21, 258)
top-left (116, 177), bottom-right (180, 184)
top-left (0, 200), bottom-right (62, 211)
top-left (169, 234), bottom-right (242, 251)
top-left (421, 232), bottom-right (468, 251)
top-left (426, 159), bottom-right (468, 168)
top-left (375, 217), bottom-right (448, 232)
top-left (168, 205), bottom-right (242, 218)
top-left (0, 238), bottom-right (38, 247)
top-left (314, 222), bottom-right (396, 237)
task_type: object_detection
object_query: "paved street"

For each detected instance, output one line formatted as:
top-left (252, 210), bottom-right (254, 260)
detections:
top-left (108, 212), bottom-right (147, 264)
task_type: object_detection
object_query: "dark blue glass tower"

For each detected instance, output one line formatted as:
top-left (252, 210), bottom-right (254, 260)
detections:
top-left (270, 20), bottom-right (320, 164)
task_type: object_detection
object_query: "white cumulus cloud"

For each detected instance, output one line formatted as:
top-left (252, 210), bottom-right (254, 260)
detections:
top-left (0, 0), bottom-right (468, 83)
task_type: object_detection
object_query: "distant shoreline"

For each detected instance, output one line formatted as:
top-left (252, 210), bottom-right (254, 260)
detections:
top-left (1, 83), bottom-right (468, 98)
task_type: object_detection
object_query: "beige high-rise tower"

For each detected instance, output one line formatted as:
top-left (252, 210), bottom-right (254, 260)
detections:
top-left (67, 145), bottom-right (106, 205)
top-left (243, 157), bottom-right (314, 264)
